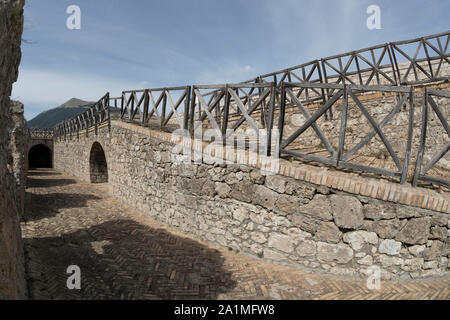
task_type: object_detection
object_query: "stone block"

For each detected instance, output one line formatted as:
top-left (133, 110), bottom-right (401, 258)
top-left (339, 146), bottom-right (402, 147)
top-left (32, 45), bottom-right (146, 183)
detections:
top-left (296, 240), bottom-right (317, 257)
top-left (265, 175), bottom-right (287, 193)
top-left (373, 219), bottom-right (404, 239)
top-left (299, 194), bottom-right (332, 221)
top-left (315, 221), bottom-right (342, 244)
top-left (252, 185), bottom-right (278, 210)
top-left (378, 239), bottom-right (402, 256)
top-left (215, 182), bottom-right (231, 198)
top-left (317, 242), bottom-right (353, 264)
top-left (276, 194), bottom-right (299, 215)
top-left (291, 214), bottom-right (320, 234)
top-left (331, 195), bottom-right (364, 229)
top-left (423, 241), bottom-right (444, 261)
top-left (268, 234), bottom-right (295, 253)
top-left (430, 226), bottom-right (447, 241)
top-left (364, 201), bottom-right (396, 220)
top-left (230, 181), bottom-right (254, 203)
top-left (395, 217), bottom-right (431, 245)
top-left (343, 230), bottom-right (378, 251)
top-left (263, 249), bottom-right (286, 261)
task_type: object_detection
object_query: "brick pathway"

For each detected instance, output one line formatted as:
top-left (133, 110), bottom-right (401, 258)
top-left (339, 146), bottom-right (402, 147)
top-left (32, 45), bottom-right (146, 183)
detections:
top-left (22, 169), bottom-right (450, 300)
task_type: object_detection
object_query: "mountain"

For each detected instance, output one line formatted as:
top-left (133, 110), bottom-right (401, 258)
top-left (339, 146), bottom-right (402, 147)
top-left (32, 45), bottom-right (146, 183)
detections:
top-left (27, 98), bottom-right (94, 129)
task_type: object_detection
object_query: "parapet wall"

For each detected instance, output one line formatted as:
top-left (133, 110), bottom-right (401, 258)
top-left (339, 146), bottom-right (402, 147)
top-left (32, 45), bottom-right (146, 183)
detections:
top-left (0, 0), bottom-right (26, 300)
top-left (54, 120), bottom-right (450, 280)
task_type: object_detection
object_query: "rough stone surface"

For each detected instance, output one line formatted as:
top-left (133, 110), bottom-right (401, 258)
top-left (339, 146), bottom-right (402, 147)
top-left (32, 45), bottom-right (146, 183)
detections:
top-left (215, 182), bottom-right (231, 198)
top-left (378, 239), bottom-right (402, 256)
top-left (315, 221), bottom-right (342, 244)
top-left (299, 194), bottom-right (332, 221)
top-left (265, 175), bottom-right (286, 193)
top-left (276, 194), bottom-right (299, 215)
top-left (430, 226), bottom-right (447, 241)
top-left (296, 240), bottom-right (316, 257)
top-left (268, 234), bottom-right (295, 253)
top-left (291, 214), bottom-right (319, 234)
top-left (343, 231), bottom-right (378, 251)
top-left (331, 195), bottom-right (364, 229)
top-left (0, 0), bottom-right (26, 300)
top-left (364, 201), bottom-right (396, 220)
top-left (396, 217), bottom-right (431, 245)
top-left (407, 246), bottom-right (423, 257)
top-left (423, 241), bottom-right (445, 261)
top-left (317, 242), bottom-right (354, 264)
top-left (253, 185), bottom-right (278, 210)
top-left (53, 120), bottom-right (450, 280)
top-left (373, 219), bottom-right (404, 239)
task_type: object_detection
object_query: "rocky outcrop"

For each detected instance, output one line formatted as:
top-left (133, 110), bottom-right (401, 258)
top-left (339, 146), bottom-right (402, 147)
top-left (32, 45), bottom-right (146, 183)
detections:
top-left (0, 0), bottom-right (26, 299)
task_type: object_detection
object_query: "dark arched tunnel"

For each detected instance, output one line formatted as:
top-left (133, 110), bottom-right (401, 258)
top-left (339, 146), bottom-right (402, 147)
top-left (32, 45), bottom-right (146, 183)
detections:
top-left (89, 142), bottom-right (108, 183)
top-left (28, 144), bottom-right (52, 168)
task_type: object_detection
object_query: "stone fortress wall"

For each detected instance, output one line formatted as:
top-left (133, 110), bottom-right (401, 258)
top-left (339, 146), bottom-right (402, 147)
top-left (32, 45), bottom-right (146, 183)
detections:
top-left (0, 0), bottom-right (27, 300)
top-left (54, 120), bottom-right (450, 280)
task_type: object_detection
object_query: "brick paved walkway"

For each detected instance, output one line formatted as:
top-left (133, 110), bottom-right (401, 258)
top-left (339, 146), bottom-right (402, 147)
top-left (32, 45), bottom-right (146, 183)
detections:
top-left (22, 169), bottom-right (450, 300)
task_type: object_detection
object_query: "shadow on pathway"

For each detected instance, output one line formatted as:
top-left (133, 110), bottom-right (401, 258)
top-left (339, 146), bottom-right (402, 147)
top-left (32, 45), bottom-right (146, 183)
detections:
top-left (25, 219), bottom-right (236, 299)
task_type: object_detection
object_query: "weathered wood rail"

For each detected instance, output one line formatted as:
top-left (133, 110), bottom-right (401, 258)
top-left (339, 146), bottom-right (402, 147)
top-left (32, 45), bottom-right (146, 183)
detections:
top-left (54, 93), bottom-right (110, 139)
top-left (53, 31), bottom-right (450, 187)
top-left (278, 82), bottom-right (415, 184)
top-left (29, 128), bottom-right (53, 140)
top-left (413, 88), bottom-right (450, 186)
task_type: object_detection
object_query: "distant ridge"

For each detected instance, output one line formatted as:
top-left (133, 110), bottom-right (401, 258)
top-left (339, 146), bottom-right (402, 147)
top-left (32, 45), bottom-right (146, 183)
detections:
top-left (27, 98), bottom-right (94, 129)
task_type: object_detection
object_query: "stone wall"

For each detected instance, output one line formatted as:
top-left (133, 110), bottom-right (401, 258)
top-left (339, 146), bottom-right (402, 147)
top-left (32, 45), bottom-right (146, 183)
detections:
top-left (0, 0), bottom-right (26, 299)
top-left (54, 121), bottom-right (449, 280)
top-left (8, 100), bottom-right (28, 217)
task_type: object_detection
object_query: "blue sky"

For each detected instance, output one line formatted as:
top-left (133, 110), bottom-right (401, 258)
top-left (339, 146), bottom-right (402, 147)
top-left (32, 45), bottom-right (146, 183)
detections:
top-left (11, 0), bottom-right (450, 120)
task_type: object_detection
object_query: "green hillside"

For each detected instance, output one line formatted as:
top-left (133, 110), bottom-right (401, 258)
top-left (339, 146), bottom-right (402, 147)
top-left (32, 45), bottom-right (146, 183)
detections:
top-left (27, 98), bottom-right (94, 129)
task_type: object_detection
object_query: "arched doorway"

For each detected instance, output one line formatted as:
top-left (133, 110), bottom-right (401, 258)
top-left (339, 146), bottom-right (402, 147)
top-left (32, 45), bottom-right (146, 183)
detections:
top-left (89, 142), bottom-right (108, 183)
top-left (28, 144), bottom-right (52, 168)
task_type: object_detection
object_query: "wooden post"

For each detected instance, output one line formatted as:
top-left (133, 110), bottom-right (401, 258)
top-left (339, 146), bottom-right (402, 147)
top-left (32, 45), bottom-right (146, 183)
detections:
top-left (142, 89), bottom-right (149, 126)
top-left (161, 89), bottom-right (167, 127)
top-left (266, 83), bottom-right (276, 156)
top-left (337, 84), bottom-right (348, 166)
top-left (183, 86), bottom-right (191, 131)
top-left (412, 89), bottom-right (428, 186)
top-left (106, 93), bottom-right (111, 132)
top-left (189, 88), bottom-right (196, 137)
top-left (400, 87), bottom-right (414, 184)
top-left (277, 82), bottom-right (287, 159)
top-left (221, 85), bottom-right (230, 146)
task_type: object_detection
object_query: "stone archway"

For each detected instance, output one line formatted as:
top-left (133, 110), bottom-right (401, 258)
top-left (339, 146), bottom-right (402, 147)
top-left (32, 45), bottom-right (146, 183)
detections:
top-left (89, 142), bottom-right (108, 183)
top-left (28, 144), bottom-right (52, 168)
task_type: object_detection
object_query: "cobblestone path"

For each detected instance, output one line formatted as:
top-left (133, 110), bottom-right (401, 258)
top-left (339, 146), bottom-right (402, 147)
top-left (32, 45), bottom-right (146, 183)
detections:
top-left (22, 169), bottom-right (450, 300)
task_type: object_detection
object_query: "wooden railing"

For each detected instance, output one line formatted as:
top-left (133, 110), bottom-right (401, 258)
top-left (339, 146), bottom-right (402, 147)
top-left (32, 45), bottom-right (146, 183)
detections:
top-left (120, 86), bottom-right (191, 130)
top-left (413, 88), bottom-right (450, 186)
top-left (54, 92), bottom-right (110, 139)
top-left (277, 82), bottom-right (415, 184)
top-left (52, 31), bottom-right (449, 187)
top-left (29, 128), bottom-right (53, 139)
top-left (190, 82), bottom-right (277, 155)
